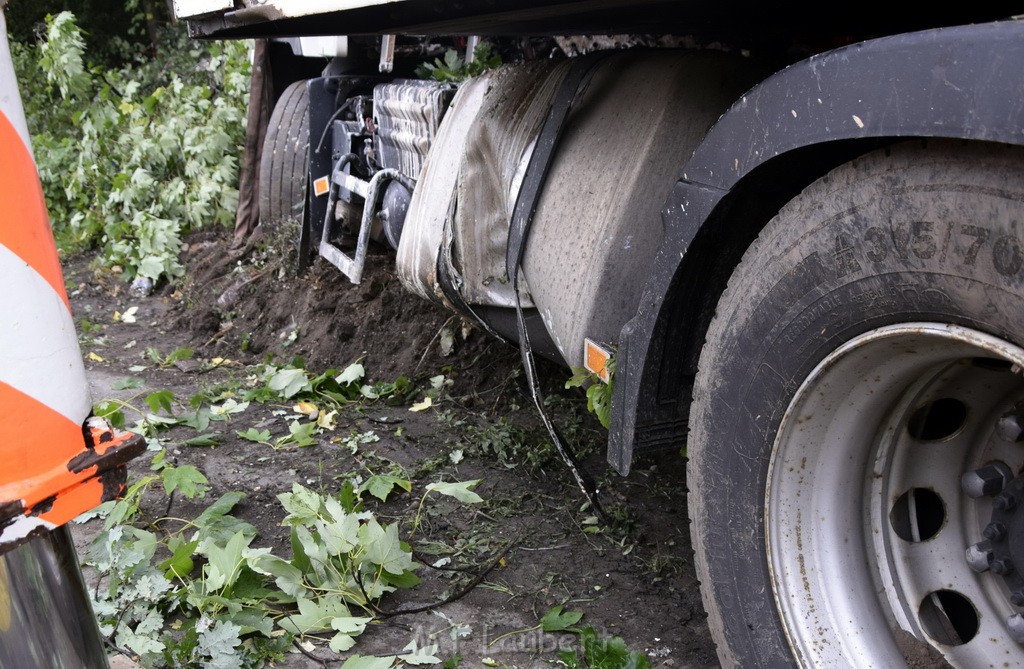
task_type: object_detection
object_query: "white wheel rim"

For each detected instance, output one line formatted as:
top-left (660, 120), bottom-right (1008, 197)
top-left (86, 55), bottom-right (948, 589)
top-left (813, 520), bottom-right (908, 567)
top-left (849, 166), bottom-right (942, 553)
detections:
top-left (768, 323), bottom-right (1024, 667)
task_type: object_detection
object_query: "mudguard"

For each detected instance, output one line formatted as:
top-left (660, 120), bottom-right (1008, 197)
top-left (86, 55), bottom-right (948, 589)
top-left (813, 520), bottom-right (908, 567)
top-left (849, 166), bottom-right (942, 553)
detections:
top-left (611, 18), bottom-right (1024, 473)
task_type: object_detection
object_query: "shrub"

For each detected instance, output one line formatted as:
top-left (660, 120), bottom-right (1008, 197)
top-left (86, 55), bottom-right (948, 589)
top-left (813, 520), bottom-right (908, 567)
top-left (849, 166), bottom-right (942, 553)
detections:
top-left (12, 11), bottom-right (250, 282)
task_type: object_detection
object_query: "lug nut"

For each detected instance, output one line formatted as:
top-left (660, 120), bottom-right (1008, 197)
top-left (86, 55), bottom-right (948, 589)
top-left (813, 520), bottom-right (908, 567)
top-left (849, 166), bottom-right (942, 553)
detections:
top-left (997, 409), bottom-right (1024, 442)
top-left (961, 463), bottom-right (1013, 498)
top-left (993, 559), bottom-right (1016, 575)
top-left (1008, 614), bottom-right (1024, 644)
top-left (996, 492), bottom-right (1019, 511)
top-left (967, 541), bottom-right (994, 572)
top-left (985, 522), bottom-right (1009, 542)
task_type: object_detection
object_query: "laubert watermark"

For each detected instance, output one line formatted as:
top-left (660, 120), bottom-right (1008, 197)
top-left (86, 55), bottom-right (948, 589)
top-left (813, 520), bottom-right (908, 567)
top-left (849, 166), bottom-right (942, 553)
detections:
top-left (407, 621), bottom-right (632, 656)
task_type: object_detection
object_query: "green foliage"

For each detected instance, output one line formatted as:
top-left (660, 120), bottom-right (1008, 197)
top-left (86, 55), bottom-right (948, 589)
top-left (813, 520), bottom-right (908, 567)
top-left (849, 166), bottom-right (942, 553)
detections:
top-left (37, 11), bottom-right (90, 98)
top-left (152, 455), bottom-right (209, 499)
top-left (359, 474), bottom-right (412, 503)
top-left (147, 346), bottom-right (195, 368)
top-left (539, 604), bottom-right (584, 632)
top-left (566, 357), bottom-right (616, 429)
top-left (80, 358), bottom-right (493, 665)
top-left (13, 12), bottom-right (250, 282)
top-left (488, 605), bottom-right (647, 666)
top-left (81, 447), bottom-right (481, 667)
top-left (5, 0), bottom-right (168, 67)
top-left (491, 606), bottom-right (648, 669)
top-left (465, 417), bottom-right (555, 470)
top-left (559, 626), bottom-right (651, 669)
top-left (424, 480), bottom-right (483, 505)
top-left (415, 42), bottom-right (502, 82)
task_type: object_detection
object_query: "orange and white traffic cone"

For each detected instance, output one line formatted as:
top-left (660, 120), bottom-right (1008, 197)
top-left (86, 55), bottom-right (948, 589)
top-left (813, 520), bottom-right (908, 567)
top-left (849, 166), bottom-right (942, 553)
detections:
top-left (0, 7), bottom-right (143, 668)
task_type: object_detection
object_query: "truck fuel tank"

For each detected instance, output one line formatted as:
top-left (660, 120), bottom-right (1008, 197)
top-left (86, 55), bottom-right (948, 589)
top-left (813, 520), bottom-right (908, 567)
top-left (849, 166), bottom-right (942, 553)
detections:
top-left (397, 49), bottom-right (764, 368)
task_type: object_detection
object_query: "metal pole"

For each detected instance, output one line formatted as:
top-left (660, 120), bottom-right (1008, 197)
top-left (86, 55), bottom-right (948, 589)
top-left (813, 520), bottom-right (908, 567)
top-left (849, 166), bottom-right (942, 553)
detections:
top-left (0, 526), bottom-right (110, 669)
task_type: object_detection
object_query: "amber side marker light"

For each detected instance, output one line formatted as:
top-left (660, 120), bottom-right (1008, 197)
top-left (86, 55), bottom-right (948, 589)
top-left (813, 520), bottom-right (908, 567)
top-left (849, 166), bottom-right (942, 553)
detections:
top-left (584, 338), bottom-right (611, 383)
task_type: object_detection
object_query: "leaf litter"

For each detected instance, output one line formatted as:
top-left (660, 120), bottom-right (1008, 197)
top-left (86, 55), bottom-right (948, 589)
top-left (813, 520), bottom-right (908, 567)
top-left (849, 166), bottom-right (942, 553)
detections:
top-left (64, 227), bottom-right (716, 667)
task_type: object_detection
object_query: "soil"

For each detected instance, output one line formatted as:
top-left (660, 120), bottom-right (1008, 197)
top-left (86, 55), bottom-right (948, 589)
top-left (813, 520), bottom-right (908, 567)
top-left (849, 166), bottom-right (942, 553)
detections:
top-left (63, 226), bottom-right (717, 669)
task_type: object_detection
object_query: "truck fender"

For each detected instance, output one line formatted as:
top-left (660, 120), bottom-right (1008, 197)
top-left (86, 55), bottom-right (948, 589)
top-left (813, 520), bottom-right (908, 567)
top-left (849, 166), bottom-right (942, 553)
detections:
top-left (610, 18), bottom-right (1024, 473)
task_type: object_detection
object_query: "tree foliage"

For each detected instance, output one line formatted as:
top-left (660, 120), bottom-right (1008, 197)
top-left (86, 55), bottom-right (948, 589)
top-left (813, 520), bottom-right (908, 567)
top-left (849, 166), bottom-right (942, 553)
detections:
top-left (6, 0), bottom-right (169, 67)
top-left (11, 10), bottom-right (250, 282)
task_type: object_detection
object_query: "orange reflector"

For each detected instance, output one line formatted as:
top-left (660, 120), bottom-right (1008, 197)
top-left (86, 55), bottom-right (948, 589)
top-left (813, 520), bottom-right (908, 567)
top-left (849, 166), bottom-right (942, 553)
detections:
top-left (313, 176), bottom-right (330, 197)
top-left (584, 338), bottom-right (611, 383)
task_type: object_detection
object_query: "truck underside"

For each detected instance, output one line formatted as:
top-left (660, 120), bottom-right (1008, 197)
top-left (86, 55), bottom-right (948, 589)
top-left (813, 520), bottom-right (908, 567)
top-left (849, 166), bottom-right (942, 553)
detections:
top-left (175, 2), bottom-right (1024, 665)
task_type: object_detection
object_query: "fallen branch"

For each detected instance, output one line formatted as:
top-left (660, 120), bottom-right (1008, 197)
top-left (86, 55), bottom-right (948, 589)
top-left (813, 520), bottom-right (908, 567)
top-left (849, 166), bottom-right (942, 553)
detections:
top-left (291, 639), bottom-right (330, 667)
top-left (374, 537), bottom-right (519, 619)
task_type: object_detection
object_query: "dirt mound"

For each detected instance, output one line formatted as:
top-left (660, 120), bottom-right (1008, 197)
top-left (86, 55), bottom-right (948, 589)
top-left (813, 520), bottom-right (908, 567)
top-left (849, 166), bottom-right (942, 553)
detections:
top-left (170, 228), bottom-right (514, 390)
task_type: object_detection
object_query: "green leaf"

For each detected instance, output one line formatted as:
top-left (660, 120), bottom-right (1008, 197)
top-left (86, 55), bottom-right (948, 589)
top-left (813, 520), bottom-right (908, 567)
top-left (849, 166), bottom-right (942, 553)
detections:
top-left (193, 492), bottom-right (257, 548)
top-left (358, 519), bottom-right (414, 575)
top-left (289, 525), bottom-right (312, 573)
top-left (164, 346), bottom-right (195, 365)
top-left (315, 510), bottom-right (360, 556)
top-left (196, 619), bottom-right (242, 669)
top-left (336, 362), bottom-right (365, 386)
top-left (278, 483), bottom-right (322, 525)
top-left (278, 420), bottom-right (317, 448)
top-left (162, 464), bottom-right (208, 499)
top-left (146, 389), bottom-right (175, 415)
top-left (202, 530), bottom-right (250, 593)
top-left (380, 569), bottom-right (421, 589)
top-left (565, 367), bottom-right (590, 389)
top-left (267, 368), bottom-right (311, 399)
top-left (159, 536), bottom-right (198, 579)
top-left (112, 377), bottom-right (145, 390)
top-left (94, 400), bottom-right (126, 429)
top-left (575, 626), bottom-right (650, 669)
top-left (245, 552), bottom-right (306, 599)
top-left (338, 480), bottom-right (359, 512)
top-left (278, 596), bottom-right (350, 635)
top-left (182, 432), bottom-right (219, 447)
top-left (329, 615), bottom-right (372, 652)
top-left (540, 604), bottom-right (584, 632)
top-left (182, 407), bottom-right (212, 431)
top-left (194, 491), bottom-right (246, 525)
top-left (360, 474), bottom-right (412, 502)
top-left (425, 480), bottom-right (483, 504)
top-left (223, 609), bottom-right (275, 637)
top-left (559, 648), bottom-right (582, 669)
top-left (236, 427), bottom-right (271, 443)
top-left (587, 383), bottom-right (612, 430)
top-left (210, 398), bottom-right (249, 418)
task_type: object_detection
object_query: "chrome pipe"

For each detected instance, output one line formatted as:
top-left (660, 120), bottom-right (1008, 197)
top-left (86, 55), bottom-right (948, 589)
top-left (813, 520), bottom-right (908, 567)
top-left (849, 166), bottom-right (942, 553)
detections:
top-left (0, 525), bottom-right (109, 668)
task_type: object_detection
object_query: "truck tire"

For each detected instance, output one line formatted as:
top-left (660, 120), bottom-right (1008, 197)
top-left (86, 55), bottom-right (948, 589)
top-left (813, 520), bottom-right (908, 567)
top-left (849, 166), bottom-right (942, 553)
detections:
top-left (689, 140), bottom-right (1024, 667)
top-left (259, 80), bottom-right (309, 231)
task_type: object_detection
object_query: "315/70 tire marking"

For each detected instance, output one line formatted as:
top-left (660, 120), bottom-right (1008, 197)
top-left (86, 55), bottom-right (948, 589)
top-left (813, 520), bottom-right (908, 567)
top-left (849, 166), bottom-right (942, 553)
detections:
top-left (841, 223), bottom-right (1023, 278)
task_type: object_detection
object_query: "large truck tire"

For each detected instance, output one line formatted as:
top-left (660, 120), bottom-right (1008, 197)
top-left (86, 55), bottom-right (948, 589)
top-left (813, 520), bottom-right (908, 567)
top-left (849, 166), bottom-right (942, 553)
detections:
top-left (688, 140), bottom-right (1024, 667)
top-left (259, 79), bottom-right (310, 231)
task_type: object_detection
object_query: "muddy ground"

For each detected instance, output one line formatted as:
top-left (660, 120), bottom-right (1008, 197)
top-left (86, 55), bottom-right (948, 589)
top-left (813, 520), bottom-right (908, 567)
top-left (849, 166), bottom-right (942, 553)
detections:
top-left (64, 226), bottom-right (717, 668)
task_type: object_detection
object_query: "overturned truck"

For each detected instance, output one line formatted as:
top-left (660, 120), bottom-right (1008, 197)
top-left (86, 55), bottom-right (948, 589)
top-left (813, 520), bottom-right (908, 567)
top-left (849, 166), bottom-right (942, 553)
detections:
top-left (177, 2), bottom-right (1024, 666)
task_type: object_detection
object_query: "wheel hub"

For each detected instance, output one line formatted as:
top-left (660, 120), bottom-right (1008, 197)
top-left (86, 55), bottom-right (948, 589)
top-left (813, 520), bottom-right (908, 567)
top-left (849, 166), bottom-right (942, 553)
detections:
top-left (767, 323), bottom-right (1024, 667)
top-left (965, 464), bottom-right (1024, 642)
